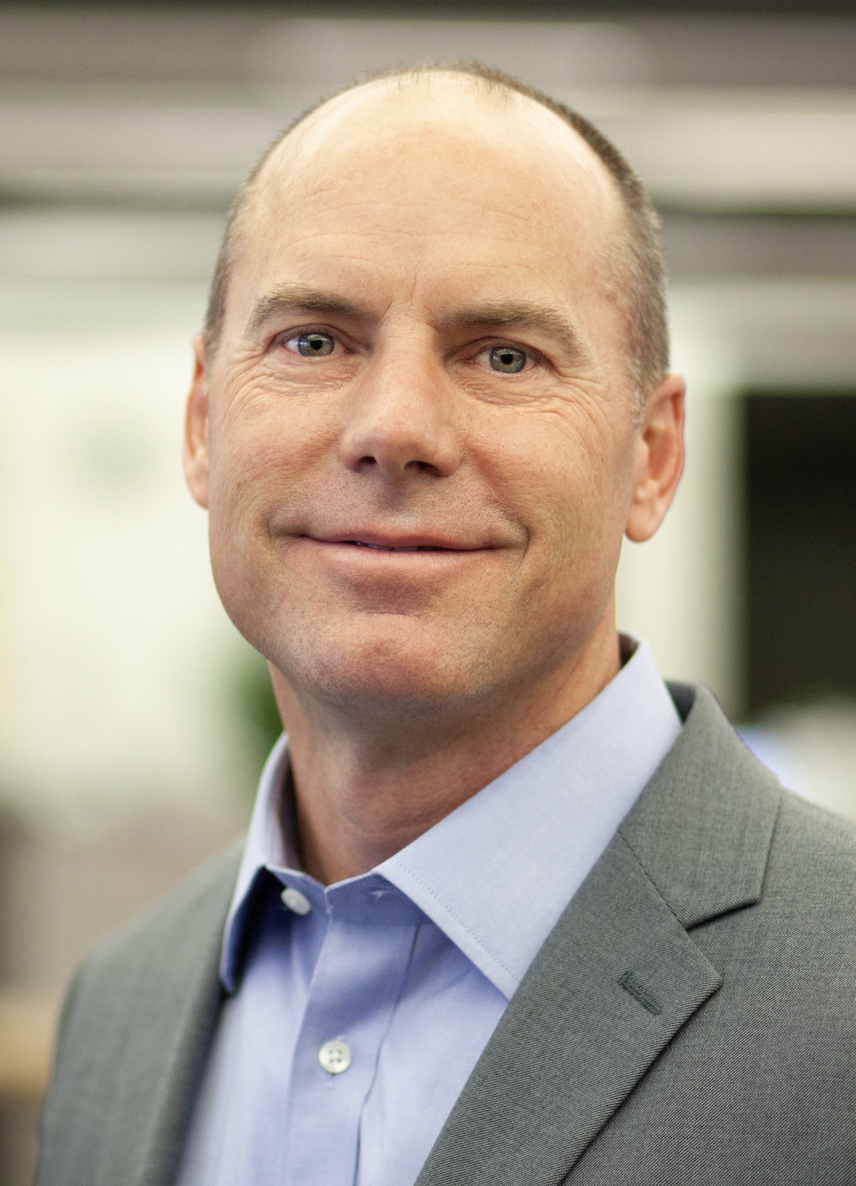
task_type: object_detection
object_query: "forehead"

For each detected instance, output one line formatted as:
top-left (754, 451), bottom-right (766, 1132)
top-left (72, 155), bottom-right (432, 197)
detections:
top-left (231, 75), bottom-right (624, 321)
top-left (275, 74), bottom-right (611, 186)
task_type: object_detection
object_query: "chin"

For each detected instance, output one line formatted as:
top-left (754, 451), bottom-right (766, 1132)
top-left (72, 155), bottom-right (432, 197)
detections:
top-left (273, 617), bottom-right (498, 721)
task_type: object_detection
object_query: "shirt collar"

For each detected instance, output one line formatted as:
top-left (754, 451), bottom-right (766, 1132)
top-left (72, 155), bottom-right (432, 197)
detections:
top-left (221, 637), bottom-right (681, 998)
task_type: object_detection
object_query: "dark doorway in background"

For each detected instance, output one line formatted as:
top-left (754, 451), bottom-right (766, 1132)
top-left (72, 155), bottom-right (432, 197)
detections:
top-left (746, 392), bottom-right (856, 717)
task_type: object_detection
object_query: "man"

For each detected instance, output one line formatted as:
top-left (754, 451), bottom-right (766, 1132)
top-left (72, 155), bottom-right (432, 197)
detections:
top-left (37, 65), bottom-right (856, 1186)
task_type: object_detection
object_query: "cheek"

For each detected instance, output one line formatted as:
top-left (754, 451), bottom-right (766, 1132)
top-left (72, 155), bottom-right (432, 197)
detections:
top-left (204, 408), bottom-right (297, 652)
top-left (490, 405), bottom-right (617, 507)
top-left (489, 412), bottom-right (633, 585)
top-left (206, 383), bottom-right (334, 524)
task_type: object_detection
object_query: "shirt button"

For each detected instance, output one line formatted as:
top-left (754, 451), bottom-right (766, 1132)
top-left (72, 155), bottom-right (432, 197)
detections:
top-left (281, 887), bottom-right (311, 915)
top-left (318, 1039), bottom-right (352, 1074)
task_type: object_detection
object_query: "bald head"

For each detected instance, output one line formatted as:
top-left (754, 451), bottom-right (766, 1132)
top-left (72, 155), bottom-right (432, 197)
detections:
top-left (205, 64), bottom-right (668, 406)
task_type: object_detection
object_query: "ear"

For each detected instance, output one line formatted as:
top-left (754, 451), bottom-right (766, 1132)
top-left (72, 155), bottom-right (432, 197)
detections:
top-left (184, 333), bottom-right (210, 509)
top-left (624, 372), bottom-right (686, 543)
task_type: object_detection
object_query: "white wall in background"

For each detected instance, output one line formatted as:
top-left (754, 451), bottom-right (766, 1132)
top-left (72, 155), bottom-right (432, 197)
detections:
top-left (616, 287), bottom-right (744, 715)
top-left (0, 277), bottom-right (256, 830)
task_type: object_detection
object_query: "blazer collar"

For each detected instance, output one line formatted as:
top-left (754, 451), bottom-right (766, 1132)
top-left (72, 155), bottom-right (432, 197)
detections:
top-left (619, 683), bottom-right (781, 928)
top-left (415, 686), bottom-right (782, 1186)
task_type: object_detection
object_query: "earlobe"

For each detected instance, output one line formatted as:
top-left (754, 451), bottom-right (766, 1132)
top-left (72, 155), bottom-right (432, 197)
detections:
top-left (624, 372), bottom-right (686, 544)
top-left (184, 333), bottom-right (211, 509)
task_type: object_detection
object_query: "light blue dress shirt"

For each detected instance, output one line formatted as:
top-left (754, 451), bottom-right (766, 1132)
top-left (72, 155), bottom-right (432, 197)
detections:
top-left (177, 638), bottom-right (681, 1186)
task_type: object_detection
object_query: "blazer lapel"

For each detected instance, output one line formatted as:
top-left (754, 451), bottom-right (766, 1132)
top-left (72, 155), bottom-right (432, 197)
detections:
top-left (415, 687), bottom-right (781, 1186)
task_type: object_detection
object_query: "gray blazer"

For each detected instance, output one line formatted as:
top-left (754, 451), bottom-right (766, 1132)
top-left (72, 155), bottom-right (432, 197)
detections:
top-left (36, 686), bottom-right (856, 1185)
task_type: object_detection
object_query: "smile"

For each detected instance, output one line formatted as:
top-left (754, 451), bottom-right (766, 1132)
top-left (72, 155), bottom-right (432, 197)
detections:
top-left (297, 531), bottom-right (483, 553)
top-left (348, 541), bottom-right (447, 552)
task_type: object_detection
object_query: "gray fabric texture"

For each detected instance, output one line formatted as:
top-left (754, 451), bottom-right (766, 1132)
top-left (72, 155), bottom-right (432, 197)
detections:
top-left (36, 687), bottom-right (856, 1185)
top-left (36, 842), bottom-right (241, 1186)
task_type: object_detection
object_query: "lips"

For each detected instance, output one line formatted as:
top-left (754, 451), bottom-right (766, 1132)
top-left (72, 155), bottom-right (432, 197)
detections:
top-left (347, 541), bottom-right (447, 552)
top-left (302, 530), bottom-right (480, 553)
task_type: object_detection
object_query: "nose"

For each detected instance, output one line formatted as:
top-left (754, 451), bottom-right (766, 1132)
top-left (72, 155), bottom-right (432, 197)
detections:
top-left (338, 345), bottom-right (462, 480)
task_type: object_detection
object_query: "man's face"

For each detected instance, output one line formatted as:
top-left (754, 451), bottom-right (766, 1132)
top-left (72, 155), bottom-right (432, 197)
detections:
top-left (187, 77), bottom-right (665, 722)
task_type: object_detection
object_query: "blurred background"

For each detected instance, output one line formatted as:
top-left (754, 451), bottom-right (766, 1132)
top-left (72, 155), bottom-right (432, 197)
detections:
top-left (1, 0), bottom-right (856, 1179)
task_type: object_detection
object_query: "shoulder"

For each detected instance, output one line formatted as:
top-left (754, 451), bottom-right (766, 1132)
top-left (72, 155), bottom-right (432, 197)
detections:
top-left (61, 839), bottom-right (243, 1039)
top-left (624, 681), bottom-right (856, 946)
top-left (663, 681), bottom-right (856, 878)
top-left (575, 693), bottom-right (856, 1180)
top-left (38, 842), bottom-right (244, 1186)
top-left (763, 787), bottom-right (856, 921)
top-left (662, 691), bottom-right (856, 1002)
top-left (67, 839), bottom-right (243, 1007)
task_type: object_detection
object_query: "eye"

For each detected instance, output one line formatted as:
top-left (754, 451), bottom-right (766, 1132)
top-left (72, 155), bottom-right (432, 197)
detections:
top-left (286, 331), bottom-right (336, 357)
top-left (488, 346), bottom-right (527, 374)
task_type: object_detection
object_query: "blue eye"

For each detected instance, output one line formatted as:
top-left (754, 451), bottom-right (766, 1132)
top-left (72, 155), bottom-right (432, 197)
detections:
top-left (489, 346), bottom-right (526, 374)
top-left (294, 332), bottom-right (335, 357)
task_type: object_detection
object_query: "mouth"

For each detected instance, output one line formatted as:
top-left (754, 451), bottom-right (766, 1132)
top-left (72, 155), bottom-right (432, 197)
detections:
top-left (303, 531), bottom-right (480, 553)
top-left (346, 541), bottom-right (450, 553)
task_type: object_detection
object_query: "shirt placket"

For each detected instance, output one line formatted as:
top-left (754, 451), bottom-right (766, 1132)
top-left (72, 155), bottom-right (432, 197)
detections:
top-left (282, 903), bottom-right (418, 1186)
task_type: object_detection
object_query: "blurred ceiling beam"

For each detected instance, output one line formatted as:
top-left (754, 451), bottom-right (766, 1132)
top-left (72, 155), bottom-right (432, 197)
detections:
top-left (1, 10), bottom-right (856, 280)
top-left (2, 11), bottom-right (856, 212)
top-left (2, 89), bottom-right (855, 213)
top-left (1, 1), bottom-right (855, 15)
top-left (2, 12), bottom-right (856, 89)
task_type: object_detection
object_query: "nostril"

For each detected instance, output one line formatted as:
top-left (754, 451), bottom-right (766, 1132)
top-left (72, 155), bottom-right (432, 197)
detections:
top-left (340, 417), bottom-right (461, 479)
top-left (352, 454), bottom-right (437, 476)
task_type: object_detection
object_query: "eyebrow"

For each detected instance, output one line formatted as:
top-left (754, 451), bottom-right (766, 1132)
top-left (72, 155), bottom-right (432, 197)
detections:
top-left (246, 288), bottom-right (586, 362)
top-left (246, 285), bottom-right (369, 334)
top-left (439, 302), bottom-right (587, 361)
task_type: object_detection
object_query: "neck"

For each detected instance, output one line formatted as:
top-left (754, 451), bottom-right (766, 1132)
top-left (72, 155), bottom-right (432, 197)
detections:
top-left (270, 610), bottom-right (621, 885)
